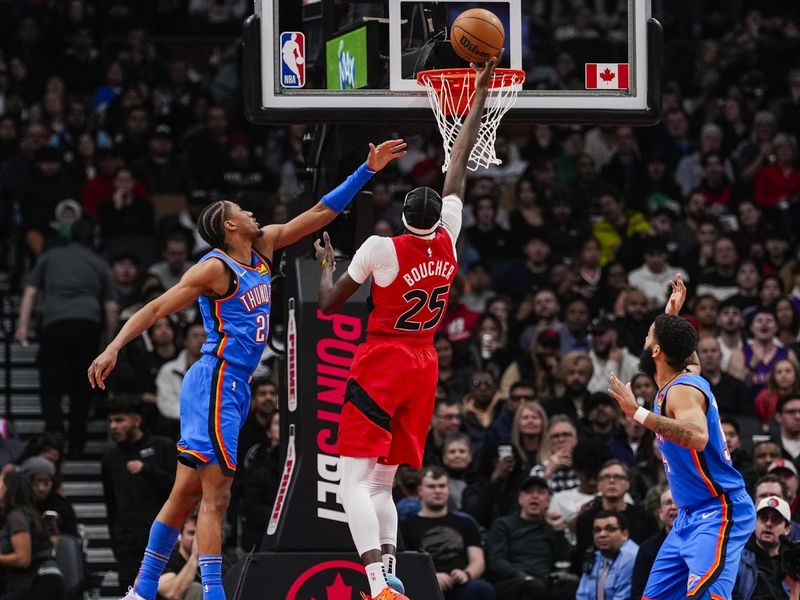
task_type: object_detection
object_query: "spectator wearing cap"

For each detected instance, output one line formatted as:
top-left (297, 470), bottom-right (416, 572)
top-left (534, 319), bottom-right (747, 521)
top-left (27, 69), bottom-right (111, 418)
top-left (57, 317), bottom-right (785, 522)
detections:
top-left (583, 393), bottom-right (621, 445)
top-left (101, 397), bottom-right (176, 588)
top-left (586, 317), bottom-right (638, 394)
top-left (576, 510), bottom-right (638, 600)
top-left (591, 190), bottom-right (651, 268)
top-left (20, 456), bottom-right (77, 536)
top-left (729, 308), bottom-right (799, 399)
top-left (627, 238), bottom-right (689, 310)
top-left (401, 466), bottom-right (496, 600)
top-left (485, 476), bottom-right (574, 600)
top-left (14, 219), bottom-right (118, 455)
top-left (573, 460), bottom-right (658, 572)
top-left (630, 485), bottom-right (678, 600)
top-left (696, 236), bottom-right (740, 301)
top-left (768, 460), bottom-right (800, 520)
top-left (132, 123), bottom-right (190, 194)
top-left (753, 474), bottom-right (800, 541)
top-left (698, 337), bottom-right (751, 417)
top-left (733, 496), bottom-right (793, 599)
top-left (543, 353), bottom-right (593, 424)
top-left (148, 232), bottom-right (195, 290)
top-left (500, 328), bottom-right (562, 400)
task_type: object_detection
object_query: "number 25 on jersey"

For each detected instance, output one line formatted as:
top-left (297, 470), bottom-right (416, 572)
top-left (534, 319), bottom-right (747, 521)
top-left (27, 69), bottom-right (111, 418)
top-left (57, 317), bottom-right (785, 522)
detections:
top-left (395, 284), bottom-right (449, 332)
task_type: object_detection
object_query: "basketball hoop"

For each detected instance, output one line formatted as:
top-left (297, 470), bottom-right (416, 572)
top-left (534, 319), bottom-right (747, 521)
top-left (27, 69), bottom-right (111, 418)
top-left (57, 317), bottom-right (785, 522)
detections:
top-left (417, 67), bottom-right (526, 172)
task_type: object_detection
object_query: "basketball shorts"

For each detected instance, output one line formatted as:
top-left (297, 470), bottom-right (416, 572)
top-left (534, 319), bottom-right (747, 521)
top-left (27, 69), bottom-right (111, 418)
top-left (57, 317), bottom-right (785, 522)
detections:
top-left (337, 338), bottom-right (438, 468)
top-left (643, 487), bottom-right (756, 600)
top-left (176, 354), bottom-right (251, 476)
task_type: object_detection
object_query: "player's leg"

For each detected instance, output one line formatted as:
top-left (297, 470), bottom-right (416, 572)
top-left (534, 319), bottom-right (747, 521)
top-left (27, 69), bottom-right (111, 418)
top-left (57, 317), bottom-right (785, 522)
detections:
top-left (642, 525), bottom-right (691, 600)
top-left (686, 490), bottom-right (756, 599)
top-left (196, 464), bottom-right (234, 600)
top-left (128, 463), bottom-right (202, 600)
top-left (380, 345), bottom-right (438, 591)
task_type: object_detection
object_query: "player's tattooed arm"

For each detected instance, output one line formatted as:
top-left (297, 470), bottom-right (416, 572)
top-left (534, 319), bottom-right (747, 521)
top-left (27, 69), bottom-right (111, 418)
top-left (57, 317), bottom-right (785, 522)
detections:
top-left (609, 373), bottom-right (709, 451)
top-left (314, 232), bottom-right (361, 315)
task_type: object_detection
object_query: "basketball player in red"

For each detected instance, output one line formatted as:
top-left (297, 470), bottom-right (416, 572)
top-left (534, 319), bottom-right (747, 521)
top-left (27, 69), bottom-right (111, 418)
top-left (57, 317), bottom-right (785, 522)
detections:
top-left (313, 55), bottom-right (501, 600)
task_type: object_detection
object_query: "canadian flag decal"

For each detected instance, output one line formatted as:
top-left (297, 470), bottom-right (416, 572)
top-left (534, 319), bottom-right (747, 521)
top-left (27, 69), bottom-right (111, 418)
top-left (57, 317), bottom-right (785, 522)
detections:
top-left (585, 63), bottom-right (629, 89)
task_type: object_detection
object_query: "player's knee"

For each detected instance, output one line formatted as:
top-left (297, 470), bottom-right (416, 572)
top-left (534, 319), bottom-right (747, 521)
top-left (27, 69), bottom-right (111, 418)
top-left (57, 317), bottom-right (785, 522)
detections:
top-left (202, 488), bottom-right (232, 513)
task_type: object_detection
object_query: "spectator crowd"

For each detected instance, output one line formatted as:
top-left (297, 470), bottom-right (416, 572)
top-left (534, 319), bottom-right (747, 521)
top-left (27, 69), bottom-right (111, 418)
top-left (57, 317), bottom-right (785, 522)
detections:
top-left (3, 0), bottom-right (800, 598)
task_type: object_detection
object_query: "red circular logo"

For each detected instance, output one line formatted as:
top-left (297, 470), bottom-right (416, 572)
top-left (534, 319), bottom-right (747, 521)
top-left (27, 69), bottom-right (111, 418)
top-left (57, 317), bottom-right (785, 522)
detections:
top-left (287, 560), bottom-right (367, 600)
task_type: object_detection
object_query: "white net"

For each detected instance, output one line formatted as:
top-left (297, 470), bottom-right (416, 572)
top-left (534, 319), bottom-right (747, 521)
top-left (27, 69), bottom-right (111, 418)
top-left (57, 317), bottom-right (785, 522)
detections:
top-left (419, 69), bottom-right (525, 172)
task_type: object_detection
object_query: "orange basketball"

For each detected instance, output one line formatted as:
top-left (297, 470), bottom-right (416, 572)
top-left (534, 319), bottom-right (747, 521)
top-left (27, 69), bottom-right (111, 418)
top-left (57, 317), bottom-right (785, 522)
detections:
top-left (450, 8), bottom-right (505, 63)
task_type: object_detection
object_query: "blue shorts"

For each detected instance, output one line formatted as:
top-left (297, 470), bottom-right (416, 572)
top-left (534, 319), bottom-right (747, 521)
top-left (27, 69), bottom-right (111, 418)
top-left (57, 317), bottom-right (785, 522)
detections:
top-left (176, 354), bottom-right (251, 476)
top-left (643, 487), bottom-right (755, 599)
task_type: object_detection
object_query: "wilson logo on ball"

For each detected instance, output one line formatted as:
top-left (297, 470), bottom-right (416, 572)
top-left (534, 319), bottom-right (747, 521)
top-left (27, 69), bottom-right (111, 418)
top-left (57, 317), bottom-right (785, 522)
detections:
top-left (458, 36), bottom-right (491, 59)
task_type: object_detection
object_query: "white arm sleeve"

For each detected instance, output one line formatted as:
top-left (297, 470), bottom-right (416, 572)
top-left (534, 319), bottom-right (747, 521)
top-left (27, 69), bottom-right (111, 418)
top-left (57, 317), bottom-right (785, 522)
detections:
top-left (346, 235), bottom-right (399, 287)
top-left (440, 194), bottom-right (463, 255)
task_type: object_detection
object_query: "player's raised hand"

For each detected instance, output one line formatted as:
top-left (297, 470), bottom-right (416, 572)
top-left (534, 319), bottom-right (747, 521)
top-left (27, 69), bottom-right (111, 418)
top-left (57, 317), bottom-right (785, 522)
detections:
top-left (366, 139), bottom-right (407, 171)
top-left (473, 48), bottom-right (503, 93)
top-left (314, 231), bottom-right (335, 267)
top-left (665, 272), bottom-right (687, 316)
top-left (88, 347), bottom-right (118, 390)
top-left (608, 372), bottom-right (638, 418)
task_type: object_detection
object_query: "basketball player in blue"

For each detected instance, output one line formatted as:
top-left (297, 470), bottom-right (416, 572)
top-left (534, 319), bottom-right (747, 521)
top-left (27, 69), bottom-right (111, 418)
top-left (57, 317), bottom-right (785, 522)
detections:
top-left (608, 273), bottom-right (756, 600)
top-left (87, 138), bottom-right (407, 600)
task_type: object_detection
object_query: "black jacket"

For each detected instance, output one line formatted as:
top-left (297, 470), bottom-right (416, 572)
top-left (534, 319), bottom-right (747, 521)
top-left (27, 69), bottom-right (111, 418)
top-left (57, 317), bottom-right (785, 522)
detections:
top-left (101, 432), bottom-right (176, 556)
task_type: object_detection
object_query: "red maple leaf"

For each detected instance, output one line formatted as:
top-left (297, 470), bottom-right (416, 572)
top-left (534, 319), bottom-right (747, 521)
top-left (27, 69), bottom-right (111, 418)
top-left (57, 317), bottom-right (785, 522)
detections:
top-left (600, 68), bottom-right (615, 82)
top-left (310, 574), bottom-right (354, 600)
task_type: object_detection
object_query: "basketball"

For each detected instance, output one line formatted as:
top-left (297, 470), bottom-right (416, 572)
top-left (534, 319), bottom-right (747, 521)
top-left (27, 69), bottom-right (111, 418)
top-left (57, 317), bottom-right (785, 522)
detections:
top-left (450, 8), bottom-right (505, 63)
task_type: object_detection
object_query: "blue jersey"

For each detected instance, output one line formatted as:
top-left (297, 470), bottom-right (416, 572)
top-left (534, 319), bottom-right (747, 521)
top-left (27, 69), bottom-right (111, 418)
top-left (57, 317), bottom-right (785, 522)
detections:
top-left (654, 373), bottom-right (745, 509)
top-left (197, 249), bottom-right (271, 375)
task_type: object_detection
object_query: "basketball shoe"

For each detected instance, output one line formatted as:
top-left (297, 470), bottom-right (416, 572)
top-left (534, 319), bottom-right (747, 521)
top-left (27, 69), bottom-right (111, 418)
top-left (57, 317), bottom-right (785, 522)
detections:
top-left (386, 573), bottom-right (405, 593)
top-left (120, 589), bottom-right (145, 600)
top-left (360, 589), bottom-right (410, 600)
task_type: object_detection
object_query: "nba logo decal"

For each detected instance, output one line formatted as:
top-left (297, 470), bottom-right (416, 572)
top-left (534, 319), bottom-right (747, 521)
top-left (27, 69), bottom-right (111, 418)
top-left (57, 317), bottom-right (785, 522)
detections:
top-left (281, 32), bottom-right (305, 88)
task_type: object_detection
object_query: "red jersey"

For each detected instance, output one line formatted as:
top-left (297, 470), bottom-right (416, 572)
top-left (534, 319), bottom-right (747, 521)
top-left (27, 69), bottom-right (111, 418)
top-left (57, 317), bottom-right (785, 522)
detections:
top-left (367, 228), bottom-right (457, 339)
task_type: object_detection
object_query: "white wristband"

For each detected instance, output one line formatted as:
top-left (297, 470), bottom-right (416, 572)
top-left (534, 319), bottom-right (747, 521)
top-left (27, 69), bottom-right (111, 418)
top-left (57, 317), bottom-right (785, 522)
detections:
top-left (633, 406), bottom-right (650, 425)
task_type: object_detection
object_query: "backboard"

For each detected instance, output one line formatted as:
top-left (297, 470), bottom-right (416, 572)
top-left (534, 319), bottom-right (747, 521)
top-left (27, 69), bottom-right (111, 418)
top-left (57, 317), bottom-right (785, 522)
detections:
top-left (242, 0), bottom-right (662, 125)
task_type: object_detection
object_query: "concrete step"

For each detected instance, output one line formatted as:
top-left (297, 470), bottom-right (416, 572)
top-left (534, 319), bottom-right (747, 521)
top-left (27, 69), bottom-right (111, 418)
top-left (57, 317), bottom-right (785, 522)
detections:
top-left (12, 418), bottom-right (108, 436)
top-left (74, 502), bottom-right (107, 520)
top-left (62, 460), bottom-right (102, 477)
top-left (63, 481), bottom-right (103, 497)
top-left (82, 523), bottom-right (110, 542)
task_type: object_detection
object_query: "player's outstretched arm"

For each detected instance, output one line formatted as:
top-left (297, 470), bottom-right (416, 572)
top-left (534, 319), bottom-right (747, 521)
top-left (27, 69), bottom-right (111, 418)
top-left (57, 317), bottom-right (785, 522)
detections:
top-left (256, 139), bottom-right (407, 257)
top-left (314, 231), bottom-right (361, 315)
top-left (664, 273), bottom-right (686, 316)
top-left (441, 51), bottom-right (501, 201)
top-left (88, 260), bottom-right (227, 389)
top-left (609, 373), bottom-right (709, 451)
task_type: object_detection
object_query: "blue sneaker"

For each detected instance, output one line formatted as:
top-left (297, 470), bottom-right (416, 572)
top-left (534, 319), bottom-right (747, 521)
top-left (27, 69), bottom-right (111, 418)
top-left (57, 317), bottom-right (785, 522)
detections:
top-left (386, 574), bottom-right (405, 594)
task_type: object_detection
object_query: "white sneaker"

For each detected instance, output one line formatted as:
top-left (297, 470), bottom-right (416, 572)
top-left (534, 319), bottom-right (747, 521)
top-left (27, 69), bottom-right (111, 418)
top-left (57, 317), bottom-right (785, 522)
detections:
top-left (120, 589), bottom-right (146, 600)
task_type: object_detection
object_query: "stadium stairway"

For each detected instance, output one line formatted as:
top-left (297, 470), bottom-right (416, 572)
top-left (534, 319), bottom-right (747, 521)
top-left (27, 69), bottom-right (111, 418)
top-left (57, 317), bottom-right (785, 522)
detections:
top-left (0, 278), bottom-right (121, 599)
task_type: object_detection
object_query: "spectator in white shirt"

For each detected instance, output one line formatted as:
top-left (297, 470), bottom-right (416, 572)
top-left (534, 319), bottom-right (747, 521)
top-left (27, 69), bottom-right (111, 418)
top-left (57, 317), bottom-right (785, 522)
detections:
top-left (627, 239), bottom-right (689, 310)
top-left (155, 323), bottom-right (206, 440)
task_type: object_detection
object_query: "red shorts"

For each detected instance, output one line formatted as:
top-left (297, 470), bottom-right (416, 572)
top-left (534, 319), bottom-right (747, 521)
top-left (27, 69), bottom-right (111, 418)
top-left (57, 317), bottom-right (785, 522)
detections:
top-left (337, 337), bottom-right (437, 468)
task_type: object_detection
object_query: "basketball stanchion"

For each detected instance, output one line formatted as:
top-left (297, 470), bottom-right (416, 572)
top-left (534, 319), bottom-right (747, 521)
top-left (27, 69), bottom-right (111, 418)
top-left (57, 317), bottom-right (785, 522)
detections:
top-left (417, 67), bottom-right (525, 172)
